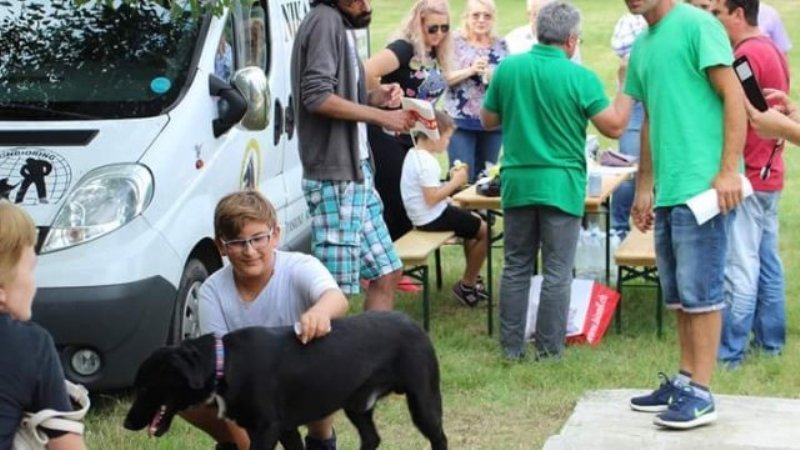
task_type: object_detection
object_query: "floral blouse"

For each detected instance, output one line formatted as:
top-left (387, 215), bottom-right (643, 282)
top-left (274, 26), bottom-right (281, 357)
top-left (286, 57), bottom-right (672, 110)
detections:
top-left (444, 33), bottom-right (508, 130)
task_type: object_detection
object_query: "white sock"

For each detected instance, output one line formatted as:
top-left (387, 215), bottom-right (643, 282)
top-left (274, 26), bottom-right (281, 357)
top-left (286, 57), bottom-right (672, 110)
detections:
top-left (675, 372), bottom-right (691, 386)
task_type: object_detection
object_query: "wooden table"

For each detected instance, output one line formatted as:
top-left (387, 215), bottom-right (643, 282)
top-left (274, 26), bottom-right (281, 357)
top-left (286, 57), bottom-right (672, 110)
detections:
top-left (453, 172), bottom-right (631, 336)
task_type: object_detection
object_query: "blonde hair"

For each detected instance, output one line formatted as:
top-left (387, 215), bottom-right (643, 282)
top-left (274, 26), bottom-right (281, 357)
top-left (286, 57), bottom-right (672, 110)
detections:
top-left (391, 0), bottom-right (454, 74)
top-left (0, 201), bottom-right (37, 286)
top-left (214, 191), bottom-right (277, 240)
top-left (461, 0), bottom-right (500, 40)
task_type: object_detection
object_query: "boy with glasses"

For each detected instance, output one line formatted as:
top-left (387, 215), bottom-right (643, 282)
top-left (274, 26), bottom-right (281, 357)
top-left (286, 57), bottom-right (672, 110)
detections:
top-left (184, 191), bottom-right (348, 450)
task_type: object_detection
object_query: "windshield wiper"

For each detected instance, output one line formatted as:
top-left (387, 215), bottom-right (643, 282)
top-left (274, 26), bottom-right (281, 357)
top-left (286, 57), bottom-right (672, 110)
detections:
top-left (0, 103), bottom-right (100, 120)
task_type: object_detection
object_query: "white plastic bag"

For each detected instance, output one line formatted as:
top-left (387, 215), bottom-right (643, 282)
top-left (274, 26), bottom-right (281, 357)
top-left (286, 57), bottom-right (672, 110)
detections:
top-left (13, 381), bottom-right (90, 450)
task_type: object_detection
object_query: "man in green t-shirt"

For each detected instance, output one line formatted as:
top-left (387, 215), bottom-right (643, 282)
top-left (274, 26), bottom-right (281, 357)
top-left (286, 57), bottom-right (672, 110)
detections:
top-left (623, 0), bottom-right (746, 431)
top-left (480, 1), bottom-right (631, 361)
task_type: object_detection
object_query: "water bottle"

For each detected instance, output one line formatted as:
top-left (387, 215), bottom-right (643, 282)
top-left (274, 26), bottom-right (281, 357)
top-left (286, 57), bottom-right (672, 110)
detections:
top-left (587, 172), bottom-right (602, 197)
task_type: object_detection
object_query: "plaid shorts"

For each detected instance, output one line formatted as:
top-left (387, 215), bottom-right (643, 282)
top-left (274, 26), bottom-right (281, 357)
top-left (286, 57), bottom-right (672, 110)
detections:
top-left (302, 161), bottom-right (402, 294)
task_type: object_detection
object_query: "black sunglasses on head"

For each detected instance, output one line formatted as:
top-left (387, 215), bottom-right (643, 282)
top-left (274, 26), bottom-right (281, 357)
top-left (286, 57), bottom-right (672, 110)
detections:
top-left (427, 24), bottom-right (450, 34)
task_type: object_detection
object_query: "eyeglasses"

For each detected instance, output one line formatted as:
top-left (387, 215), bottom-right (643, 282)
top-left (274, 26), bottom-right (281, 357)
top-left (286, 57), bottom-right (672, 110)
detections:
top-left (470, 12), bottom-right (493, 20)
top-left (760, 139), bottom-right (783, 181)
top-left (426, 24), bottom-right (450, 34)
top-left (221, 230), bottom-right (272, 253)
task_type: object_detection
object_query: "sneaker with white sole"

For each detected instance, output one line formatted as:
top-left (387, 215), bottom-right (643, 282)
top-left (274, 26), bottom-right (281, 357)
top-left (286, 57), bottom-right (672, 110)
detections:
top-left (452, 281), bottom-right (481, 307)
top-left (629, 372), bottom-right (683, 412)
top-left (653, 386), bottom-right (717, 430)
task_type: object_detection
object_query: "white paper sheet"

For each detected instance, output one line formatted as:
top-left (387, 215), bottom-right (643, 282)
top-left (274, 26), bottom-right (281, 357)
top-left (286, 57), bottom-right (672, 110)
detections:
top-left (685, 174), bottom-right (753, 225)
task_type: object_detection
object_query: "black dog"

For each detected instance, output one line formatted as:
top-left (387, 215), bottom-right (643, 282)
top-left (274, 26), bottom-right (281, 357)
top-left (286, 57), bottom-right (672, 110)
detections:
top-left (124, 311), bottom-right (447, 449)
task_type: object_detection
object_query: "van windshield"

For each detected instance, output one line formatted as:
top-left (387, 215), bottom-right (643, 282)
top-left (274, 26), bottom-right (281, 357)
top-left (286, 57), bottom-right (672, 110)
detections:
top-left (0, 0), bottom-right (202, 120)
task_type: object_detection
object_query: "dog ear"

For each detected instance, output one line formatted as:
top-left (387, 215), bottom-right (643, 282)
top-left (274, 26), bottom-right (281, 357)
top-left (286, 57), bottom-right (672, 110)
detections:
top-left (169, 346), bottom-right (211, 390)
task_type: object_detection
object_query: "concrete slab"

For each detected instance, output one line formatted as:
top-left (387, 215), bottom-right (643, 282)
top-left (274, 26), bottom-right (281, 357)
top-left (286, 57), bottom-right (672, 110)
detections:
top-left (543, 389), bottom-right (800, 450)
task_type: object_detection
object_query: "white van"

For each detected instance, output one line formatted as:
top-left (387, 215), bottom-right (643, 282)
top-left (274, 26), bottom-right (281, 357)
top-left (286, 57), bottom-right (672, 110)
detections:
top-left (0, 0), bottom-right (348, 390)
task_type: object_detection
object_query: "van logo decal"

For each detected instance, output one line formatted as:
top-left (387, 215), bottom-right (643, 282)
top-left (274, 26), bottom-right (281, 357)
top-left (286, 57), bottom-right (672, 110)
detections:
top-left (282, 0), bottom-right (309, 42)
top-left (0, 148), bottom-right (72, 205)
top-left (240, 140), bottom-right (261, 190)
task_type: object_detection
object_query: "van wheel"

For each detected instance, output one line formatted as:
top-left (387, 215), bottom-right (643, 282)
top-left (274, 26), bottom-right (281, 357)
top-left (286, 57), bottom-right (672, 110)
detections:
top-left (170, 258), bottom-right (208, 344)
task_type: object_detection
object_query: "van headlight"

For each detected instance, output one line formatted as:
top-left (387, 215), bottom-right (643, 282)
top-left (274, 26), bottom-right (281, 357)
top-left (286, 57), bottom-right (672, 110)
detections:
top-left (41, 164), bottom-right (154, 253)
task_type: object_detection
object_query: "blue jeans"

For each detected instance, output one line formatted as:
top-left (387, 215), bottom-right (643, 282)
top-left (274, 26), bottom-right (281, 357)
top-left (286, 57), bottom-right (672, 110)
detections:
top-left (611, 101), bottom-right (644, 236)
top-left (447, 128), bottom-right (502, 183)
top-left (719, 192), bottom-right (785, 364)
top-left (654, 205), bottom-right (729, 313)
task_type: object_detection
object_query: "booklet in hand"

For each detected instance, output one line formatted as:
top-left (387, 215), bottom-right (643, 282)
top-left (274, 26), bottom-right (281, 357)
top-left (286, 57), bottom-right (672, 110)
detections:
top-left (402, 98), bottom-right (439, 141)
top-left (685, 174), bottom-right (753, 225)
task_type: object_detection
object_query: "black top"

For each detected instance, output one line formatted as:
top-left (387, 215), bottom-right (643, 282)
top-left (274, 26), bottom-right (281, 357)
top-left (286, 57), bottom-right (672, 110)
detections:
top-left (380, 39), bottom-right (447, 102)
top-left (0, 314), bottom-right (72, 446)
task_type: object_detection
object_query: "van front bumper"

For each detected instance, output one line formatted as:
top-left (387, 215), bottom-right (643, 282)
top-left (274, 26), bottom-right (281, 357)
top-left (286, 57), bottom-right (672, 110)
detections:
top-left (32, 276), bottom-right (177, 391)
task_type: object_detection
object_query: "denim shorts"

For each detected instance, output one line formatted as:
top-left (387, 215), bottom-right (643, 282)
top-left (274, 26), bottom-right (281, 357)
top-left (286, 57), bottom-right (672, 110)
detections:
top-left (302, 161), bottom-right (402, 295)
top-left (654, 205), bottom-right (729, 313)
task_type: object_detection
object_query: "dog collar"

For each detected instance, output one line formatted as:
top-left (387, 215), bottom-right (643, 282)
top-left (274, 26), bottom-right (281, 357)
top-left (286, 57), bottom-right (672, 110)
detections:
top-left (214, 336), bottom-right (225, 383)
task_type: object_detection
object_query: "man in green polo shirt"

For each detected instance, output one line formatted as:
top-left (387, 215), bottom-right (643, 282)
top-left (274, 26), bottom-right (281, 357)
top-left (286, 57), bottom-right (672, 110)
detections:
top-left (480, 1), bottom-right (631, 361)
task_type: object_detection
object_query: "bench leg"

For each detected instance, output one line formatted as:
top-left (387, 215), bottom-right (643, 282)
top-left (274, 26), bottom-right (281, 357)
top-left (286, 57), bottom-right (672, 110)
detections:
top-left (656, 278), bottom-right (663, 339)
top-left (422, 265), bottom-right (430, 332)
top-left (616, 265), bottom-right (624, 334)
top-left (435, 248), bottom-right (443, 291)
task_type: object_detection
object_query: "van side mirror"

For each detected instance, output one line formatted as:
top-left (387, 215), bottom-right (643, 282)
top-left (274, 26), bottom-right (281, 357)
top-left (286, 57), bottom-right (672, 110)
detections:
top-left (231, 67), bottom-right (270, 132)
top-left (209, 74), bottom-right (248, 138)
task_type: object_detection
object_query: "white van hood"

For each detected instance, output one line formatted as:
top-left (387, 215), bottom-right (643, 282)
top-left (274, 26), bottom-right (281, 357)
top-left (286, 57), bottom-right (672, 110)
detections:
top-left (0, 117), bottom-right (168, 226)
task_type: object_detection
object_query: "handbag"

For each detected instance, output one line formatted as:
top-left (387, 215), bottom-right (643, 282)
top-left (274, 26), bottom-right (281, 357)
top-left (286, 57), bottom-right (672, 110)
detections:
top-left (13, 381), bottom-right (90, 450)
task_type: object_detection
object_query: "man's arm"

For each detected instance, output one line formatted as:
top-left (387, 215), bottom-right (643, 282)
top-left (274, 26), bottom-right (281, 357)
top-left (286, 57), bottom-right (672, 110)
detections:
top-left (297, 17), bottom-right (412, 133)
top-left (746, 101), bottom-right (800, 145)
top-left (314, 93), bottom-right (412, 133)
top-left (590, 91), bottom-right (632, 139)
top-left (480, 107), bottom-right (501, 130)
top-left (631, 109), bottom-right (655, 232)
top-left (707, 65), bottom-right (746, 213)
top-left (591, 59), bottom-right (633, 138)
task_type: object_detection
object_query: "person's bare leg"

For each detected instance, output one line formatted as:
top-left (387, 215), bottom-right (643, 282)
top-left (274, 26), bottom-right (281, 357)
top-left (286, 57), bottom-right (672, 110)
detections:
top-left (306, 415), bottom-right (335, 440)
top-left (462, 222), bottom-right (488, 286)
top-left (180, 406), bottom-right (250, 450)
top-left (365, 269), bottom-right (402, 310)
top-left (676, 310), bottom-right (694, 377)
top-left (688, 310), bottom-right (722, 386)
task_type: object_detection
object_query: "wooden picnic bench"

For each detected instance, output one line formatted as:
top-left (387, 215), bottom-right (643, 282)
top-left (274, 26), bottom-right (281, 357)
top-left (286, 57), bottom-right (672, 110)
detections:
top-left (613, 228), bottom-right (663, 337)
top-left (393, 229), bottom-right (455, 332)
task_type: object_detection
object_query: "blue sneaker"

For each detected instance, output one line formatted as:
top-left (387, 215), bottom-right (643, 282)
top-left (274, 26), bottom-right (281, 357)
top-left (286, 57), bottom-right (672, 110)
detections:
top-left (629, 372), bottom-right (682, 412)
top-left (653, 386), bottom-right (717, 429)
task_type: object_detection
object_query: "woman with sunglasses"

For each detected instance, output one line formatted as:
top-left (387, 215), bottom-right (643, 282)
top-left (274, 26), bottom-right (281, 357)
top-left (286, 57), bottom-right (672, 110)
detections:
top-left (444, 0), bottom-right (508, 183)
top-left (364, 0), bottom-right (453, 243)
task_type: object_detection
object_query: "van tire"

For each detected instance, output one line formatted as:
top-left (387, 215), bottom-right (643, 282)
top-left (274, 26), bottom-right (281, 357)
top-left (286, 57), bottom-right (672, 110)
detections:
top-left (170, 258), bottom-right (209, 344)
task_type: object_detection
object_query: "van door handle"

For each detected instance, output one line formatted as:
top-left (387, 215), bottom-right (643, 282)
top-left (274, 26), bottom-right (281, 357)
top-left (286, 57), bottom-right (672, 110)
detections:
top-left (273, 99), bottom-right (284, 146)
top-left (285, 96), bottom-right (295, 140)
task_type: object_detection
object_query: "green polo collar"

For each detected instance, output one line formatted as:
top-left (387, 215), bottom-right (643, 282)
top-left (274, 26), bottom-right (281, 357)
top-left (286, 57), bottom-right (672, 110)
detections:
top-left (531, 43), bottom-right (568, 59)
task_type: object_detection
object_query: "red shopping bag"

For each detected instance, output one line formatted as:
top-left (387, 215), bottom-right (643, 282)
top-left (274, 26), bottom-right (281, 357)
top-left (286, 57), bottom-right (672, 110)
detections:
top-left (525, 276), bottom-right (620, 346)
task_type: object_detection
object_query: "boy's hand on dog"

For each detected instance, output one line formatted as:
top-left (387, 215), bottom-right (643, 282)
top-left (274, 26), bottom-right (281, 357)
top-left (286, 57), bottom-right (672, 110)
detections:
top-left (296, 312), bottom-right (333, 344)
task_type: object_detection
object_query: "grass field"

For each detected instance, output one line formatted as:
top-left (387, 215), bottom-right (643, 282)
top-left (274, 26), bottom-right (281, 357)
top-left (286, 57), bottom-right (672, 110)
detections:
top-left (86, 1), bottom-right (800, 448)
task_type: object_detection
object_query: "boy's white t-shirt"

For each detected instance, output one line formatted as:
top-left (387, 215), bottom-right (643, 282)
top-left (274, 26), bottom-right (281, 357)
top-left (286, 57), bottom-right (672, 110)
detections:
top-left (401, 148), bottom-right (447, 226)
top-left (198, 250), bottom-right (340, 336)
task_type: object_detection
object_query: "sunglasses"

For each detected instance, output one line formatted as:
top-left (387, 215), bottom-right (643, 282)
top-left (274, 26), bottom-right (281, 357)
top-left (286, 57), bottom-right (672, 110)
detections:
top-left (759, 139), bottom-right (784, 181)
top-left (426, 24), bottom-right (450, 34)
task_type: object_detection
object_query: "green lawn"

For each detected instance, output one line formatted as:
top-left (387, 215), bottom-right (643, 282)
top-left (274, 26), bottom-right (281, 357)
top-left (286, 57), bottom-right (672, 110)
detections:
top-left (86, 1), bottom-right (800, 448)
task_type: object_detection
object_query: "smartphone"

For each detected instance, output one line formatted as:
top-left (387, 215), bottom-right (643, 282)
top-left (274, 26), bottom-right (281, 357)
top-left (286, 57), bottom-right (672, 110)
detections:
top-left (733, 55), bottom-right (769, 112)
